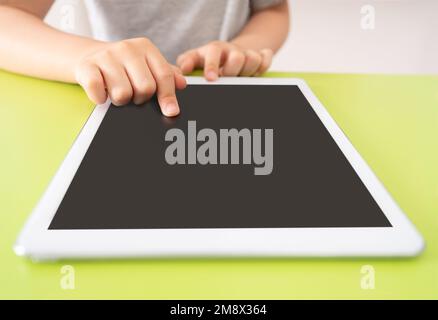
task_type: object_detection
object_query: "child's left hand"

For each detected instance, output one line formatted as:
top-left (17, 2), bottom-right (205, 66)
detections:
top-left (176, 41), bottom-right (273, 81)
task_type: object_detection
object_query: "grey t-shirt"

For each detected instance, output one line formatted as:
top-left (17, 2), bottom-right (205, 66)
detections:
top-left (84, 0), bottom-right (283, 63)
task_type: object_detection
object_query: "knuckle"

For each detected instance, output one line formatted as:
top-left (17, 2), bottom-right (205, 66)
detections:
top-left (156, 69), bottom-right (174, 83)
top-left (111, 87), bottom-right (133, 105)
top-left (83, 76), bottom-right (101, 90)
top-left (256, 53), bottom-right (264, 63)
top-left (263, 48), bottom-right (274, 56)
top-left (115, 40), bottom-right (131, 50)
top-left (114, 40), bottom-right (138, 55)
top-left (131, 37), bottom-right (151, 48)
top-left (96, 49), bottom-right (113, 61)
top-left (247, 50), bottom-right (262, 62)
top-left (78, 55), bottom-right (94, 67)
top-left (136, 80), bottom-right (157, 97)
top-left (231, 51), bottom-right (245, 64)
top-left (208, 41), bottom-right (222, 50)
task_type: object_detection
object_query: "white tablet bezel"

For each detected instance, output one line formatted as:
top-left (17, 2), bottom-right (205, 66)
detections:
top-left (14, 77), bottom-right (424, 260)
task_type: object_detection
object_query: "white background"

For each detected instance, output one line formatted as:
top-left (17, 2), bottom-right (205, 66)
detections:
top-left (46, 0), bottom-right (438, 74)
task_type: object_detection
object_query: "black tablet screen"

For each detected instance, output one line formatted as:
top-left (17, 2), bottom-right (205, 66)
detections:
top-left (49, 84), bottom-right (391, 229)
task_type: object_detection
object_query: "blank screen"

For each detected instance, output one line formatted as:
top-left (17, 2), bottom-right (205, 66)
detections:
top-left (49, 85), bottom-right (391, 229)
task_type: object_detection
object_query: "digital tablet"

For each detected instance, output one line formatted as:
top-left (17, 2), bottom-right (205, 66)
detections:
top-left (15, 77), bottom-right (424, 260)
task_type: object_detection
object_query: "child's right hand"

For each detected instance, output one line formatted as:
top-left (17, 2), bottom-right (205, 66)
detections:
top-left (74, 38), bottom-right (186, 117)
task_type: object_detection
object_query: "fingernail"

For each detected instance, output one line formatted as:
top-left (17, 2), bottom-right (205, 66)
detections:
top-left (163, 102), bottom-right (179, 117)
top-left (206, 71), bottom-right (218, 81)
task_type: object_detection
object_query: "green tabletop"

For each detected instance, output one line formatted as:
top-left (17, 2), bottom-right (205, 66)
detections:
top-left (1, 69), bottom-right (437, 299)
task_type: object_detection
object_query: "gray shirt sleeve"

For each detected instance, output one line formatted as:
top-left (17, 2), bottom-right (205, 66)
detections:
top-left (251, 0), bottom-right (285, 11)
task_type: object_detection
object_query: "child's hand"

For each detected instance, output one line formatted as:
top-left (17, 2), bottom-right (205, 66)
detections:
top-left (75, 38), bottom-right (186, 117)
top-left (176, 41), bottom-right (273, 81)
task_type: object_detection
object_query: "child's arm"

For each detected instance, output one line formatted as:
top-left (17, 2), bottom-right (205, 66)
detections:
top-left (0, 2), bottom-right (184, 116)
top-left (177, 1), bottom-right (289, 81)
